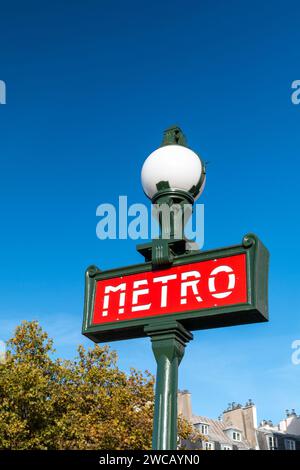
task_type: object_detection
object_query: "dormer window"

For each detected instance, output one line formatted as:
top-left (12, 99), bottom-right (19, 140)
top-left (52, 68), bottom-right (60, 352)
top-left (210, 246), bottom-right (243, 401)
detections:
top-left (232, 431), bottom-right (241, 442)
top-left (194, 423), bottom-right (209, 435)
top-left (285, 439), bottom-right (296, 450)
top-left (267, 435), bottom-right (278, 450)
top-left (224, 427), bottom-right (242, 442)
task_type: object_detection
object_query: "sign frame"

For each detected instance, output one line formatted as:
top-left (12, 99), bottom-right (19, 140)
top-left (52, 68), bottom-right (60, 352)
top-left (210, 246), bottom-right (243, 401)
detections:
top-left (82, 233), bottom-right (269, 343)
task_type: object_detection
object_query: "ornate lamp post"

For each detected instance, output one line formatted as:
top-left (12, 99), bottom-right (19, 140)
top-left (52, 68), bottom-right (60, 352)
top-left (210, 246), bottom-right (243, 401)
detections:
top-left (82, 125), bottom-right (269, 453)
top-left (138, 126), bottom-right (206, 450)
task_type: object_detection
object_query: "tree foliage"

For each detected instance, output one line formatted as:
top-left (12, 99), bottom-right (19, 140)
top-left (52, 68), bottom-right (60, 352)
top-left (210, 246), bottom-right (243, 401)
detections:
top-left (0, 321), bottom-right (202, 449)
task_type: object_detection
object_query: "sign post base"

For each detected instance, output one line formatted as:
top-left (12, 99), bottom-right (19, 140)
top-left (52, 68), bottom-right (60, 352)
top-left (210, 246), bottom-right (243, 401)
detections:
top-left (145, 321), bottom-right (193, 450)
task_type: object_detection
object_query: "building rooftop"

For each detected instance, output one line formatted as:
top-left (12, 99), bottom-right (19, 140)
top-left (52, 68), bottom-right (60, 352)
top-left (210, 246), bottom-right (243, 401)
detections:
top-left (191, 415), bottom-right (251, 450)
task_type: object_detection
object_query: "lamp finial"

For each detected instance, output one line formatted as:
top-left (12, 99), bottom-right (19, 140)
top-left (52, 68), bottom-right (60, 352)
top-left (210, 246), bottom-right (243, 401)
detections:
top-left (161, 125), bottom-right (187, 147)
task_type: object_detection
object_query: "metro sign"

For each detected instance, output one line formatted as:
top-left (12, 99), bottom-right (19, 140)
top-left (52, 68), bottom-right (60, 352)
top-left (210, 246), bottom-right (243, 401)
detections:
top-left (83, 234), bottom-right (269, 342)
top-left (93, 254), bottom-right (247, 324)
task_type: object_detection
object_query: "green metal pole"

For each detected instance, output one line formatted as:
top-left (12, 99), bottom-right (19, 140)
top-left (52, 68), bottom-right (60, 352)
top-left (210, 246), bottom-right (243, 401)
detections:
top-left (145, 321), bottom-right (193, 450)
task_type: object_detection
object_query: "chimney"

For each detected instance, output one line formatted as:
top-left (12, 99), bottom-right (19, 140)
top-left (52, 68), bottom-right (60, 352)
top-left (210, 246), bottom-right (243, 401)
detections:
top-left (223, 400), bottom-right (258, 449)
top-left (178, 390), bottom-right (192, 421)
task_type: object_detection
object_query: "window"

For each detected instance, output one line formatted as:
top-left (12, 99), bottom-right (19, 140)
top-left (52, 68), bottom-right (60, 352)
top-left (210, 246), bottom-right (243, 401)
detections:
top-left (221, 445), bottom-right (232, 450)
top-left (195, 423), bottom-right (209, 435)
top-left (285, 439), bottom-right (296, 450)
top-left (204, 441), bottom-right (214, 450)
top-left (200, 424), bottom-right (209, 435)
top-left (232, 431), bottom-right (241, 442)
top-left (267, 435), bottom-right (278, 450)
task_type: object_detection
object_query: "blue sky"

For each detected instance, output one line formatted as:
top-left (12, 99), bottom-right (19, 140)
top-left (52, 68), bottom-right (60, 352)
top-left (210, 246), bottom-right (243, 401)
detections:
top-left (0, 0), bottom-right (300, 424)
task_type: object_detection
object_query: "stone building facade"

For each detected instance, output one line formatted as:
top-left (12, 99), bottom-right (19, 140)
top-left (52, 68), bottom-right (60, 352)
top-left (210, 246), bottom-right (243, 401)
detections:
top-left (178, 390), bottom-right (300, 450)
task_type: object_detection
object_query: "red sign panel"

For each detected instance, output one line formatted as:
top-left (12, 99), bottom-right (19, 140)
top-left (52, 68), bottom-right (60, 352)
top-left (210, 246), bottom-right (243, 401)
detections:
top-left (92, 254), bottom-right (247, 325)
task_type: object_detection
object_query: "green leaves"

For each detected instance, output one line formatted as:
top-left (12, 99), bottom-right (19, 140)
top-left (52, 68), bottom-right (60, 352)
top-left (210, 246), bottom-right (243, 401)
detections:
top-left (0, 321), bottom-right (199, 449)
top-left (0, 321), bottom-right (154, 449)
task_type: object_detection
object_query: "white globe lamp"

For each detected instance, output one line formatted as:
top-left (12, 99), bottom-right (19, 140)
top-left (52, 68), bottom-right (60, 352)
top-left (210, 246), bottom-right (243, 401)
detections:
top-left (141, 126), bottom-right (206, 204)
